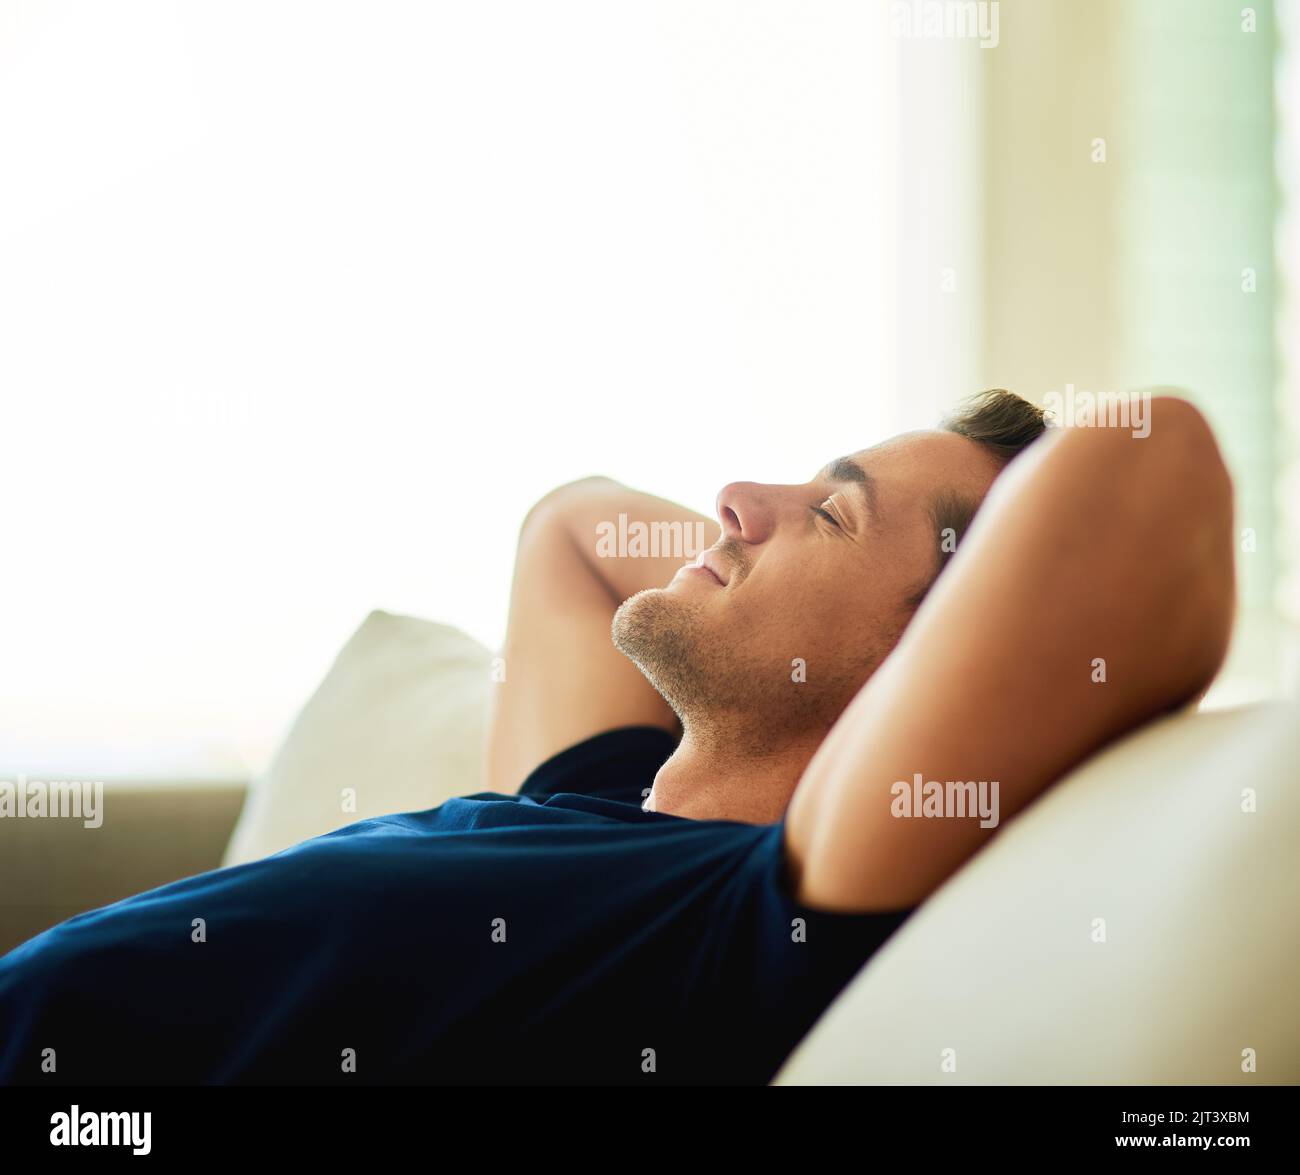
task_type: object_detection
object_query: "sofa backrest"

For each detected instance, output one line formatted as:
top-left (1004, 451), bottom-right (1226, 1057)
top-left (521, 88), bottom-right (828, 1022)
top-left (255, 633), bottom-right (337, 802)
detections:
top-left (775, 701), bottom-right (1300, 1084)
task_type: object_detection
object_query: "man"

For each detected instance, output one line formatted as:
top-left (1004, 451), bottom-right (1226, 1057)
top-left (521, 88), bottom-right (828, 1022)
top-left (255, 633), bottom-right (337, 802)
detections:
top-left (0, 390), bottom-right (1234, 1085)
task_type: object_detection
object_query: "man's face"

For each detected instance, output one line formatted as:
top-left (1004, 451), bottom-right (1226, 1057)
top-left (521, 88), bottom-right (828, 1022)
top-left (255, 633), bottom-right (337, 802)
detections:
top-left (612, 429), bottom-right (1004, 748)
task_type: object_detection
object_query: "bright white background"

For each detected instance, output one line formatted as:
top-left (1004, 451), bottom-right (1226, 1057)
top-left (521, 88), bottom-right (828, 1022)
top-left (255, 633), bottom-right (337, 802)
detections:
top-left (1, 2), bottom-right (906, 769)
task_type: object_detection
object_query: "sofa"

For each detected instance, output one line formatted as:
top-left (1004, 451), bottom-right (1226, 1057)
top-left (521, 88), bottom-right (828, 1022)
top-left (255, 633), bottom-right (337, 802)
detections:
top-left (3, 610), bottom-right (1296, 1083)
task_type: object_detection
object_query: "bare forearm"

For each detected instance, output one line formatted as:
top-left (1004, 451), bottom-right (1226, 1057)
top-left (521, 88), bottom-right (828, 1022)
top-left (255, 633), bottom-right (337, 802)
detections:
top-left (483, 476), bottom-right (713, 793)
top-left (538, 476), bottom-right (720, 603)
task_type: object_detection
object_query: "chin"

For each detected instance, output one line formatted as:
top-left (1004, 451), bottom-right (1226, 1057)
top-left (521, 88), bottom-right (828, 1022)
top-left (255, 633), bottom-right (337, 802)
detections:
top-left (612, 587), bottom-right (681, 659)
top-left (612, 589), bottom-right (710, 703)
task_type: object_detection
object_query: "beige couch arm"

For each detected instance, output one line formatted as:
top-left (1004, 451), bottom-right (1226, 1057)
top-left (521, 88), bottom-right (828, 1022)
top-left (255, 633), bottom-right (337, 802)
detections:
top-left (0, 779), bottom-right (247, 957)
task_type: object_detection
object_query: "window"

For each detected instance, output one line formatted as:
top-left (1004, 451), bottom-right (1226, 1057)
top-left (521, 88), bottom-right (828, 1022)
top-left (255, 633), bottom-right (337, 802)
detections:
top-left (0, 2), bottom-right (902, 770)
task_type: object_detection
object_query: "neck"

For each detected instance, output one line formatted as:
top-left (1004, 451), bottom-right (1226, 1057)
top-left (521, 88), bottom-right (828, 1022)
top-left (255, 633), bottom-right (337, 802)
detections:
top-left (645, 721), bottom-right (826, 823)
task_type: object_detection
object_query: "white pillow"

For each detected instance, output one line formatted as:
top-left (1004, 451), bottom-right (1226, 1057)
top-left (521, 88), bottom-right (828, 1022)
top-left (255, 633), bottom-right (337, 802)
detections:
top-left (222, 610), bottom-right (492, 867)
top-left (774, 701), bottom-right (1300, 1084)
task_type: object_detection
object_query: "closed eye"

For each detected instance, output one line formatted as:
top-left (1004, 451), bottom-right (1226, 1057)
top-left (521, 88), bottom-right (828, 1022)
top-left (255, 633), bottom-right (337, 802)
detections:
top-left (811, 504), bottom-right (841, 528)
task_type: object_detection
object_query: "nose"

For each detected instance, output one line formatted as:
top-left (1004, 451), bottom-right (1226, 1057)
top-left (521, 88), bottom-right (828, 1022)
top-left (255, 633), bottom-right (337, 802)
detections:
top-left (715, 481), bottom-right (780, 544)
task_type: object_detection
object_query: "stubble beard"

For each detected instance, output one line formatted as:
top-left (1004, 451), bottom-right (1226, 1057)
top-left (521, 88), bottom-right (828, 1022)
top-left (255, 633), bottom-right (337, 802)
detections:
top-left (611, 586), bottom-right (855, 755)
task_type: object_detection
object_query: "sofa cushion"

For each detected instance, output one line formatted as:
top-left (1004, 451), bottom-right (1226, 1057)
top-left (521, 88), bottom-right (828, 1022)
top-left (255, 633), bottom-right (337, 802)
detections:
top-left (774, 702), bottom-right (1300, 1084)
top-left (222, 610), bottom-right (493, 867)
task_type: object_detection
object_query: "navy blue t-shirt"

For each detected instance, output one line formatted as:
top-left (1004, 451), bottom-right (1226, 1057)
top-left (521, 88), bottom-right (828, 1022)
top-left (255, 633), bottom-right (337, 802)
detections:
top-left (0, 727), bottom-right (914, 1085)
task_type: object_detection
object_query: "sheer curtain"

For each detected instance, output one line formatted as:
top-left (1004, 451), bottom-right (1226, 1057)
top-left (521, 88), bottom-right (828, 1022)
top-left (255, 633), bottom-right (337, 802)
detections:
top-left (974, 0), bottom-right (1293, 708)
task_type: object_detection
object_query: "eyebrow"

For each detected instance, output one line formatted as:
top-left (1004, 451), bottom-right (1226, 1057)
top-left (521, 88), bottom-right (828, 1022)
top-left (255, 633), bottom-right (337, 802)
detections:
top-left (822, 456), bottom-right (881, 519)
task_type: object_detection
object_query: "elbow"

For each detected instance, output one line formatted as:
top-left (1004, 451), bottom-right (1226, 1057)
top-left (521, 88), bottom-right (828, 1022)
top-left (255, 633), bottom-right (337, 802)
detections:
top-left (519, 476), bottom-right (622, 542)
top-left (1146, 395), bottom-right (1235, 555)
top-left (1147, 394), bottom-right (1231, 491)
top-left (1058, 392), bottom-right (1236, 692)
top-left (1141, 394), bottom-right (1237, 691)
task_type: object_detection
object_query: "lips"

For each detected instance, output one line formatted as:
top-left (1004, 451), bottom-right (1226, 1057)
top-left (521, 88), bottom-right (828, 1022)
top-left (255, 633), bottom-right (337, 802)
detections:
top-left (694, 549), bottom-right (729, 586)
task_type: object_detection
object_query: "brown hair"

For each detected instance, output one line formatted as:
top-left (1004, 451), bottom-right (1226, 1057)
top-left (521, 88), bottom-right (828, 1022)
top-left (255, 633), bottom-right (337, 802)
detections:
top-left (907, 389), bottom-right (1047, 608)
top-left (942, 387), bottom-right (1047, 460)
